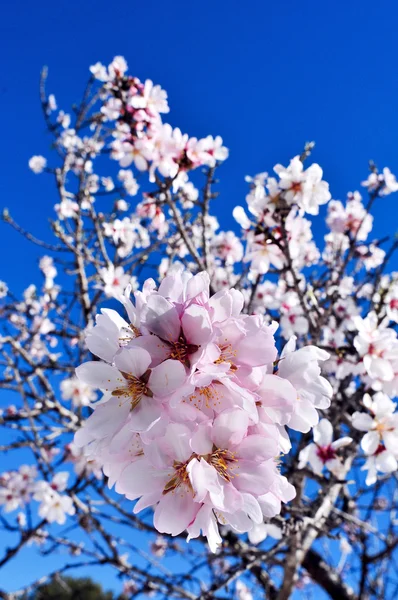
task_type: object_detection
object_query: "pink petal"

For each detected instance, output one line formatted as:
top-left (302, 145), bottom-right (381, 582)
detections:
top-left (377, 451), bottom-right (397, 473)
top-left (364, 355), bottom-right (394, 381)
top-left (187, 458), bottom-right (222, 504)
top-left (75, 362), bottom-right (121, 392)
top-left (133, 492), bottom-right (160, 513)
top-left (248, 522), bottom-right (269, 545)
top-left (383, 431), bottom-right (398, 454)
top-left (109, 422), bottom-right (136, 454)
top-left (181, 304), bottom-right (213, 345)
top-left (237, 434), bottom-right (278, 461)
top-left (76, 396), bottom-right (130, 441)
top-left (289, 400), bottom-right (319, 433)
top-left (143, 294), bottom-right (181, 342)
top-left (129, 397), bottom-right (163, 432)
top-left (331, 437), bottom-right (353, 450)
top-left (149, 359), bottom-right (187, 397)
top-left (186, 272), bottom-right (210, 301)
top-left (158, 423), bottom-right (193, 463)
top-left (308, 452), bottom-right (325, 475)
top-left (128, 335), bottom-right (170, 367)
top-left (116, 458), bottom-right (164, 498)
top-left (212, 409), bottom-right (249, 448)
top-left (236, 318), bottom-right (277, 366)
top-left (233, 460), bottom-right (276, 495)
top-left (114, 347), bottom-right (151, 377)
top-left (221, 379), bottom-right (259, 423)
top-left (158, 274), bottom-right (183, 303)
top-left (209, 289), bottom-right (243, 323)
top-left (190, 422), bottom-right (213, 455)
top-left (241, 493), bottom-right (263, 524)
top-left (258, 493), bottom-right (281, 518)
top-left (223, 509), bottom-right (252, 533)
top-left (187, 504), bottom-right (222, 553)
top-left (154, 488), bottom-right (200, 536)
top-left (140, 414), bottom-right (169, 443)
top-left (257, 375), bottom-right (296, 425)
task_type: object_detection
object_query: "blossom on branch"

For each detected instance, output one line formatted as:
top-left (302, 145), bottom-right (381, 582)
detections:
top-left (74, 271), bottom-right (331, 549)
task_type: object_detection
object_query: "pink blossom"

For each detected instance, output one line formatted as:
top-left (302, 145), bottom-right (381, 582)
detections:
top-left (277, 337), bottom-right (333, 433)
top-left (72, 271), bottom-right (336, 549)
top-left (274, 156), bottom-right (331, 215)
top-left (299, 419), bottom-right (352, 476)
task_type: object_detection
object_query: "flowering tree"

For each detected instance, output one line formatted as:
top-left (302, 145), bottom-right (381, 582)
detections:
top-left (1, 56), bottom-right (398, 600)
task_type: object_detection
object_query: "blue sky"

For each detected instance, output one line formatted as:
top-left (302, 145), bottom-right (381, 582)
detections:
top-left (1, 0), bottom-right (398, 595)
top-left (2, 0), bottom-right (398, 292)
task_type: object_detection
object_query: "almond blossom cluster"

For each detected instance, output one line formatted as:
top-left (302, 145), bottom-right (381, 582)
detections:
top-left (0, 467), bottom-right (74, 525)
top-left (299, 419), bottom-right (352, 477)
top-left (352, 393), bottom-right (398, 484)
top-left (74, 270), bottom-right (332, 550)
top-left (233, 159), bottom-right (329, 276)
top-left (91, 56), bottom-right (228, 184)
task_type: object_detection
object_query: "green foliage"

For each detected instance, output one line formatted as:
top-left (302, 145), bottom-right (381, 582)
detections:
top-left (27, 576), bottom-right (116, 600)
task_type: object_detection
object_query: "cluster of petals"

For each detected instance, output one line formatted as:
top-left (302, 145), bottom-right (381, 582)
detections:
top-left (66, 442), bottom-right (103, 480)
top-left (353, 312), bottom-right (398, 385)
top-left (382, 276), bottom-right (398, 323)
top-left (0, 467), bottom-right (74, 525)
top-left (274, 156), bottom-right (331, 215)
top-left (298, 418), bottom-right (352, 477)
top-left (326, 194), bottom-right (373, 242)
top-left (60, 376), bottom-right (97, 407)
top-left (74, 270), bottom-right (332, 550)
top-left (352, 393), bottom-right (398, 485)
top-left (0, 466), bottom-right (37, 512)
top-left (361, 167), bottom-right (398, 196)
top-left (33, 472), bottom-right (75, 524)
top-left (90, 56), bottom-right (228, 183)
top-left (233, 161), bottom-right (328, 275)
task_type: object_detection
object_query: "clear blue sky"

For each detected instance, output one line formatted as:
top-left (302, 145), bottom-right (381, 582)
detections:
top-left (2, 0), bottom-right (398, 293)
top-left (1, 0), bottom-right (398, 595)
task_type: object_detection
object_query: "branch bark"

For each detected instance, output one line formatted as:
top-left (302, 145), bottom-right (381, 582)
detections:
top-left (303, 549), bottom-right (357, 600)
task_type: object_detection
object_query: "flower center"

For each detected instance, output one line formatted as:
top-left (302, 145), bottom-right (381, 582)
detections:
top-left (112, 369), bottom-right (153, 410)
top-left (163, 459), bottom-right (193, 495)
top-left (206, 448), bottom-right (238, 482)
top-left (368, 343), bottom-right (383, 358)
top-left (214, 343), bottom-right (238, 371)
top-left (390, 299), bottom-right (398, 310)
top-left (118, 324), bottom-right (140, 346)
top-left (375, 443), bottom-right (386, 456)
top-left (375, 420), bottom-right (393, 434)
top-left (187, 384), bottom-right (222, 410)
top-left (316, 444), bottom-right (336, 464)
top-left (290, 181), bottom-right (302, 194)
top-left (168, 333), bottom-right (199, 367)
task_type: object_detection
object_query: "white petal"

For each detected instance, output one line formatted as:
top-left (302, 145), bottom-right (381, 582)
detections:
top-left (331, 437), bottom-right (353, 450)
top-left (116, 459), bottom-right (162, 498)
top-left (376, 451), bottom-right (397, 473)
top-left (75, 362), bottom-right (121, 392)
top-left (114, 347), bottom-right (151, 377)
top-left (149, 359), bottom-right (187, 397)
top-left (361, 431), bottom-right (380, 455)
top-left (211, 409), bottom-right (249, 448)
top-left (143, 294), bottom-right (180, 341)
top-left (351, 412), bottom-right (373, 432)
top-left (313, 419), bottom-right (333, 446)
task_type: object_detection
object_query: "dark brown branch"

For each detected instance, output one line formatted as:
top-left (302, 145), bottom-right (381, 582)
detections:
top-left (303, 549), bottom-right (357, 600)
